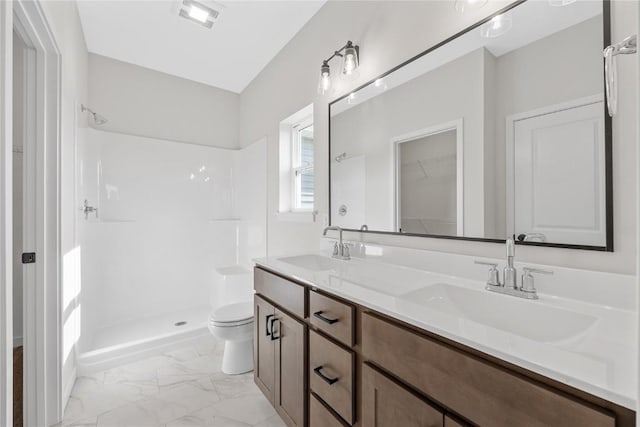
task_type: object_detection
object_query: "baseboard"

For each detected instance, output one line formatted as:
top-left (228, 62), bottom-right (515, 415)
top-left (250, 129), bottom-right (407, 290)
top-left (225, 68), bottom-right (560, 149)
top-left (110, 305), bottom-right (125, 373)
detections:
top-left (13, 336), bottom-right (23, 348)
top-left (61, 367), bottom-right (76, 415)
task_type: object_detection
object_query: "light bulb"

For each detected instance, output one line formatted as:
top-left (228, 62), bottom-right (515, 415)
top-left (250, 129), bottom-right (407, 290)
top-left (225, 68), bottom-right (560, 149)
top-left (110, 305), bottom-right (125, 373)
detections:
top-left (318, 62), bottom-right (331, 95)
top-left (341, 43), bottom-right (359, 76)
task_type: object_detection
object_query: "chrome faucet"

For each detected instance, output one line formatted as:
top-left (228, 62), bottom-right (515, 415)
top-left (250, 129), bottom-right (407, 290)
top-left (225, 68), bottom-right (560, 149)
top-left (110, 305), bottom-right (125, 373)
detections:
top-left (503, 238), bottom-right (517, 289)
top-left (474, 238), bottom-right (553, 300)
top-left (323, 226), bottom-right (350, 260)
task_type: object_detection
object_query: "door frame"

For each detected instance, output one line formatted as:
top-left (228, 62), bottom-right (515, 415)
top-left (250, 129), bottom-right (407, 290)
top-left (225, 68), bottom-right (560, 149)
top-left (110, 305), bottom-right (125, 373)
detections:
top-left (392, 119), bottom-right (464, 236)
top-left (0, 1), bottom-right (62, 426)
top-left (505, 94), bottom-right (605, 243)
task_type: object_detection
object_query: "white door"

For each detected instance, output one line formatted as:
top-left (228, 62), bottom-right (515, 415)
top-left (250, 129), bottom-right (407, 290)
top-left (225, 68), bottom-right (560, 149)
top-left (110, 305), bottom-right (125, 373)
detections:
top-left (512, 100), bottom-right (605, 246)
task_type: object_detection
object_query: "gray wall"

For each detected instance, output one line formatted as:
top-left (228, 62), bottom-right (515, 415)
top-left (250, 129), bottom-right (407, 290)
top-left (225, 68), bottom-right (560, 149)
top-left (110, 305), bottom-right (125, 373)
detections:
top-left (238, 0), bottom-right (638, 274)
top-left (330, 49), bottom-right (487, 236)
top-left (89, 54), bottom-right (240, 148)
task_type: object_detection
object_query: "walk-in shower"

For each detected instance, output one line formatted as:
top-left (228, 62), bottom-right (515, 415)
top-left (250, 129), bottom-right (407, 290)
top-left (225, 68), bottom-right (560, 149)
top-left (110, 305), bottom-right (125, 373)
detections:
top-left (75, 129), bottom-right (266, 373)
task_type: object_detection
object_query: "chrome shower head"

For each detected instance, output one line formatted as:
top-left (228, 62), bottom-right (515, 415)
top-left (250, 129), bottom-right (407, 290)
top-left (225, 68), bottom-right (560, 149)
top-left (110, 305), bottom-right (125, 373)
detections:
top-left (81, 104), bottom-right (108, 126)
top-left (93, 113), bottom-right (108, 126)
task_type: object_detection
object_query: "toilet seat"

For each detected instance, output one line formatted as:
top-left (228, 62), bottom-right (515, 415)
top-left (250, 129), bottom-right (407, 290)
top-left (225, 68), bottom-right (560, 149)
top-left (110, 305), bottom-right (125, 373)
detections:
top-left (210, 301), bottom-right (253, 327)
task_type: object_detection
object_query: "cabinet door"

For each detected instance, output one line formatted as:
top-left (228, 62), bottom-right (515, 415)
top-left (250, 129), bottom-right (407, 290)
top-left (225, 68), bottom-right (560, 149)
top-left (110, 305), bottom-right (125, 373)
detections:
top-left (362, 363), bottom-right (443, 427)
top-left (254, 295), bottom-right (276, 402)
top-left (274, 308), bottom-right (306, 427)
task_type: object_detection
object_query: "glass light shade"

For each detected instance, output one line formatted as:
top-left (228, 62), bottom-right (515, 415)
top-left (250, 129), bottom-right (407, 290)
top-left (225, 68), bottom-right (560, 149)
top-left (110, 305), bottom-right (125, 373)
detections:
top-left (454, 0), bottom-right (487, 13)
top-left (317, 63), bottom-right (331, 95)
top-left (480, 12), bottom-right (512, 38)
top-left (341, 45), bottom-right (359, 76)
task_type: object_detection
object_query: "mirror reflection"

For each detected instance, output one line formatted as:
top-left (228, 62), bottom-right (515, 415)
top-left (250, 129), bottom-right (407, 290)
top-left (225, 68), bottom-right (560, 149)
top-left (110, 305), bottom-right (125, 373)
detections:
top-left (329, 0), bottom-right (609, 249)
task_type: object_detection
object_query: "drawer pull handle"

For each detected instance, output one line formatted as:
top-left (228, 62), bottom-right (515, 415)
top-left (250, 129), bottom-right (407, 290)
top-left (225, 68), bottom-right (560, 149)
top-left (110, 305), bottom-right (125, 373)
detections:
top-left (265, 314), bottom-right (274, 336)
top-left (270, 318), bottom-right (280, 341)
top-left (313, 311), bottom-right (339, 325)
top-left (313, 366), bottom-right (338, 385)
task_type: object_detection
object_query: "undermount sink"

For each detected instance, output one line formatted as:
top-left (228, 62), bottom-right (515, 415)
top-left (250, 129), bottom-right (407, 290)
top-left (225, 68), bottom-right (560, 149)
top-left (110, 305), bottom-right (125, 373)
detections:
top-left (277, 254), bottom-right (342, 272)
top-left (398, 283), bottom-right (597, 343)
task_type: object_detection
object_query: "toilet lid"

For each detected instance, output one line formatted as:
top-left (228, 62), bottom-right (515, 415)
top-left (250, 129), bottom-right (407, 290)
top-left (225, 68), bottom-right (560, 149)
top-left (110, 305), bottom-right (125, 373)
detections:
top-left (212, 302), bottom-right (253, 323)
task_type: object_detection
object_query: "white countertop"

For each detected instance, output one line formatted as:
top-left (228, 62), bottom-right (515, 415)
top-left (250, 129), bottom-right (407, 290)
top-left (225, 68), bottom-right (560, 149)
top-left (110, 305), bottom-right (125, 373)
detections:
top-left (254, 251), bottom-right (637, 410)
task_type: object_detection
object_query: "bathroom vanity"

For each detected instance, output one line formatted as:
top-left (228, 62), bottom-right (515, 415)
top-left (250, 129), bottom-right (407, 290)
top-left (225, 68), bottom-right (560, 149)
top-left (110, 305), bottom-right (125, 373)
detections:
top-left (253, 251), bottom-right (636, 427)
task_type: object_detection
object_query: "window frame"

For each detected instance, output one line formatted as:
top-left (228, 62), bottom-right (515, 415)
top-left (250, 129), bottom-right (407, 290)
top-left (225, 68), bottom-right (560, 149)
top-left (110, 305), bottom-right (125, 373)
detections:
top-left (290, 116), bottom-right (314, 212)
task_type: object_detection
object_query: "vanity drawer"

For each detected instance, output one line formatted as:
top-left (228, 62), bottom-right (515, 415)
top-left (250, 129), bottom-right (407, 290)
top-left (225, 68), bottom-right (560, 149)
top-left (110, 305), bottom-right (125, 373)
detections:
top-left (309, 330), bottom-right (355, 424)
top-left (309, 290), bottom-right (355, 347)
top-left (361, 312), bottom-right (615, 427)
top-left (254, 267), bottom-right (305, 319)
top-left (310, 392), bottom-right (348, 427)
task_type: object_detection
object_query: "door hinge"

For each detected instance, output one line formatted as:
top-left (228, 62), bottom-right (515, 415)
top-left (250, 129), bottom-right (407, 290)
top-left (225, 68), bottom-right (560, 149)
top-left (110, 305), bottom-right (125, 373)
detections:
top-left (22, 252), bottom-right (36, 264)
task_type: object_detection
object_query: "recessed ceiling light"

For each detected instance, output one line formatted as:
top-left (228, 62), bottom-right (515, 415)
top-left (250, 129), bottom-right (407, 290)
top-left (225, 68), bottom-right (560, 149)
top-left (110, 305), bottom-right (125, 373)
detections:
top-left (188, 4), bottom-right (210, 23)
top-left (177, 0), bottom-right (222, 29)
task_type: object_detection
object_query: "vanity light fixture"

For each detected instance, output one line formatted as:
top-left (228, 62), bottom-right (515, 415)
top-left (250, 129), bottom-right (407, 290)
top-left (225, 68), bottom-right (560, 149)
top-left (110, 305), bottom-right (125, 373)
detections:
top-left (178, 0), bottom-right (222, 29)
top-left (480, 12), bottom-right (512, 38)
top-left (454, 0), bottom-right (487, 13)
top-left (317, 40), bottom-right (360, 95)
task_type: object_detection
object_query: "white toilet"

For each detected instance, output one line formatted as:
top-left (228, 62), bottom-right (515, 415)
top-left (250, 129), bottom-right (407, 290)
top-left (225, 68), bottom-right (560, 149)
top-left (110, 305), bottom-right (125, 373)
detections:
top-left (208, 265), bottom-right (255, 375)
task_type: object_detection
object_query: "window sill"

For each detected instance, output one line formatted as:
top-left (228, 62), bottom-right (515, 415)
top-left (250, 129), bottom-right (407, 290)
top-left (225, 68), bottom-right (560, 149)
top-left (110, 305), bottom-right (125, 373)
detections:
top-left (276, 211), bottom-right (316, 223)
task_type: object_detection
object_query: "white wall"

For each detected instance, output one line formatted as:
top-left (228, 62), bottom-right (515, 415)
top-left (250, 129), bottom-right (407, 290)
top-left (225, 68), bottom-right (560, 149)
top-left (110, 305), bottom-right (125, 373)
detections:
top-left (11, 32), bottom-right (25, 347)
top-left (239, 0), bottom-right (638, 275)
top-left (38, 0), bottom-right (89, 408)
top-left (88, 54), bottom-right (240, 148)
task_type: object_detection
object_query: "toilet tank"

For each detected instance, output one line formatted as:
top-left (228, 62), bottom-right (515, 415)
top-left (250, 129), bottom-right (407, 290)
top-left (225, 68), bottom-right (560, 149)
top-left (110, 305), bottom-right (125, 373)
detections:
top-left (211, 265), bottom-right (253, 311)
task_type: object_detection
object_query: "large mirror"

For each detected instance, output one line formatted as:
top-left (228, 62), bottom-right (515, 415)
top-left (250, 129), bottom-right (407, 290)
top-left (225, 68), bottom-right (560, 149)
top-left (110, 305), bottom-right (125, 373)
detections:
top-left (329, 0), bottom-right (612, 250)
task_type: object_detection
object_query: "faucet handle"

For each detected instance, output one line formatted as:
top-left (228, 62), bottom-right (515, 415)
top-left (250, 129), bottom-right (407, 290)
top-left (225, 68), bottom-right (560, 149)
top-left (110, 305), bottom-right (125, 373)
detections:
top-left (521, 267), bottom-right (553, 293)
top-left (474, 261), bottom-right (500, 286)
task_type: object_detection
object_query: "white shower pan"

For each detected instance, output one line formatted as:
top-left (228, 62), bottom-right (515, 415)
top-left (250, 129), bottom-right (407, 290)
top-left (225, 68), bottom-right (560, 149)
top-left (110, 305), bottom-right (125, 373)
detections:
top-left (76, 306), bottom-right (210, 375)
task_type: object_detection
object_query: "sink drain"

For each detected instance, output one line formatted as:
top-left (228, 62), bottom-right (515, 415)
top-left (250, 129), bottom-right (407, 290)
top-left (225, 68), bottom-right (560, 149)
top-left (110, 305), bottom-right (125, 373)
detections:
top-left (174, 321), bottom-right (187, 327)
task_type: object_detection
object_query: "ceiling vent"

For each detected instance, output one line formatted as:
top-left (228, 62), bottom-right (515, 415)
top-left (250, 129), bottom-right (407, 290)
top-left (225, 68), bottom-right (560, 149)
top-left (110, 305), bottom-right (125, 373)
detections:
top-left (177, 0), bottom-right (224, 29)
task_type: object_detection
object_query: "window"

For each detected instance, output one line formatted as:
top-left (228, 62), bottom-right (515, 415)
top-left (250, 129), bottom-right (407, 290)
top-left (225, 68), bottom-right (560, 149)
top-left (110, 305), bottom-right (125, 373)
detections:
top-left (291, 119), bottom-right (314, 211)
top-left (278, 104), bottom-right (314, 219)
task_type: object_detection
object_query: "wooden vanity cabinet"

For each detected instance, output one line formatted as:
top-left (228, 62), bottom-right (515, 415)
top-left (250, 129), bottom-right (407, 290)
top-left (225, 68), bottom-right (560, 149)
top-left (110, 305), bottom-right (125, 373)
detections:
top-left (254, 267), bottom-right (635, 427)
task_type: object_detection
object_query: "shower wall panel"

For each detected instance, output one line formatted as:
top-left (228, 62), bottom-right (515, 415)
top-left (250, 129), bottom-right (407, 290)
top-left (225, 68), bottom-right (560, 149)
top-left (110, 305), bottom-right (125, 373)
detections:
top-left (78, 129), bottom-right (265, 352)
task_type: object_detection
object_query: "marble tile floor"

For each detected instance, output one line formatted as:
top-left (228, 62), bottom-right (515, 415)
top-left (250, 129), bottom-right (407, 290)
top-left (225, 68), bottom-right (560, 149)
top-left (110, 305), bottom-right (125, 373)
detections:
top-left (55, 335), bottom-right (285, 427)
